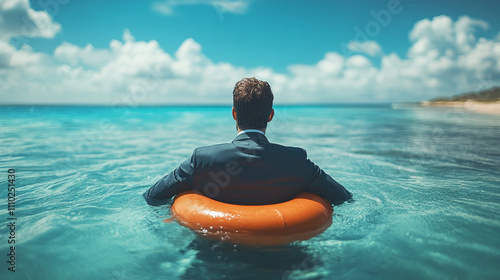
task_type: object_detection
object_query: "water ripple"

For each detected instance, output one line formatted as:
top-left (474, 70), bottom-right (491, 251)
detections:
top-left (1, 105), bottom-right (499, 280)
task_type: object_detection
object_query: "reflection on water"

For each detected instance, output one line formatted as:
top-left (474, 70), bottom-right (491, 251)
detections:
top-left (182, 239), bottom-right (320, 280)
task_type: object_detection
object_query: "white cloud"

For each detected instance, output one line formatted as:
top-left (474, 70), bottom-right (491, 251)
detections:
top-left (211, 0), bottom-right (249, 14)
top-left (9, 43), bottom-right (45, 67)
top-left (1, 14), bottom-right (500, 104)
top-left (54, 42), bottom-right (111, 69)
top-left (152, 0), bottom-right (249, 16)
top-left (122, 28), bottom-right (135, 42)
top-left (0, 0), bottom-right (60, 41)
top-left (409, 15), bottom-right (489, 57)
top-left (0, 0), bottom-right (60, 68)
top-left (0, 28), bottom-right (261, 104)
top-left (0, 41), bottom-right (16, 67)
top-left (347, 40), bottom-right (383, 56)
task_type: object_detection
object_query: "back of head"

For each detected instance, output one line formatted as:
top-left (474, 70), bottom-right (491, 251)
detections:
top-left (233, 77), bottom-right (274, 130)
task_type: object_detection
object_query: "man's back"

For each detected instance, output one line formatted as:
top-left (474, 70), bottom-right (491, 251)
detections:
top-left (143, 131), bottom-right (352, 205)
top-left (193, 131), bottom-right (308, 204)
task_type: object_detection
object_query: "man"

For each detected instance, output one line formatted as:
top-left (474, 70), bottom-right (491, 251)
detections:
top-left (143, 77), bottom-right (352, 206)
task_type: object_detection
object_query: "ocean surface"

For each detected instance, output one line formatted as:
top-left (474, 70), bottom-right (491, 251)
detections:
top-left (0, 104), bottom-right (499, 280)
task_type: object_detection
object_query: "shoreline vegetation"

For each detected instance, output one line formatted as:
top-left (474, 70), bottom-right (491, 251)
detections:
top-left (420, 87), bottom-right (500, 115)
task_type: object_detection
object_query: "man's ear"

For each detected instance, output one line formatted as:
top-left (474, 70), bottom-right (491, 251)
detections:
top-left (232, 107), bottom-right (237, 121)
top-left (268, 108), bottom-right (274, 122)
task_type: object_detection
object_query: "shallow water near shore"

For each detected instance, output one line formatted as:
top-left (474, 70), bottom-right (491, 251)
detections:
top-left (0, 104), bottom-right (499, 280)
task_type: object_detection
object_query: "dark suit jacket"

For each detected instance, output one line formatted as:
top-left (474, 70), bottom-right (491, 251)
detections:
top-left (143, 132), bottom-right (352, 206)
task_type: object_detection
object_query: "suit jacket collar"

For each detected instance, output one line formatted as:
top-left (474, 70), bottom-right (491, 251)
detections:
top-left (232, 131), bottom-right (269, 144)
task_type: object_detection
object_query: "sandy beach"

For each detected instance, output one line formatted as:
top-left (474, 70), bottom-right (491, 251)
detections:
top-left (421, 100), bottom-right (500, 115)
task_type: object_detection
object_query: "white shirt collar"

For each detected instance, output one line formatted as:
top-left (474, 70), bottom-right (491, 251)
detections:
top-left (237, 129), bottom-right (266, 136)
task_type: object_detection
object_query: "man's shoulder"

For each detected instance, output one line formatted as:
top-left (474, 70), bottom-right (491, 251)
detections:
top-left (267, 142), bottom-right (306, 155)
top-left (194, 140), bottom-right (306, 157)
top-left (194, 142), bottom-right (233, 153)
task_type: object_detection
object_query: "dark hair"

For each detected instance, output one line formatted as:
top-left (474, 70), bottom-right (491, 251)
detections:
top-left (233, 77), bottom-right (274, 130)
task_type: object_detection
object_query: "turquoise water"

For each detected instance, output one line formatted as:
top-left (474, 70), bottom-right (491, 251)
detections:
top-left (0, 104), bottom-right (499, 280)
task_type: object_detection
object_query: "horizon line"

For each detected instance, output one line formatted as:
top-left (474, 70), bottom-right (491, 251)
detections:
top-left (0, 102), bottom-right (414, 107)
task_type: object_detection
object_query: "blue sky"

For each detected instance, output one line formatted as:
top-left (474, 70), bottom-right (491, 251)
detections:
top-left (1, 0), bottom-right (500, 104)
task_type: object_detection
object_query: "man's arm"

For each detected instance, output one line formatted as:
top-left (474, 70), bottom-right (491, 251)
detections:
top-left (301, 151), bottom-right (352, 205)
top-left (143, 153), bottom-right (196, 206)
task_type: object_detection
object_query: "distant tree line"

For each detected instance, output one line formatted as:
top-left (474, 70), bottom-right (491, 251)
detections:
top-left (431, 87), bottom-right (500, 102)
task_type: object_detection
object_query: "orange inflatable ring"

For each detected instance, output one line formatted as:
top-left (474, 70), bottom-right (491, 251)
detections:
top-left (170, 191), bottom-right (333, 246)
